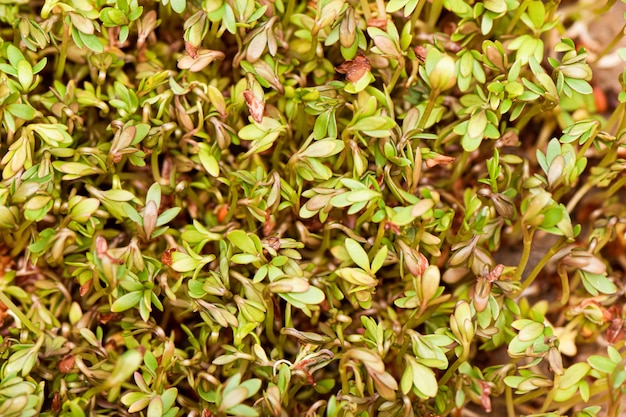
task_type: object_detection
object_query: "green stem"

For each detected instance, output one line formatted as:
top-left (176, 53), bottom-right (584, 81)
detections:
top-left (359, 0), bottom-right (372, 21)
top-left (603, 174), bottom-right (626, 200)
top-left (0, 291), bottom-right (43, 336)
top-left (554, 379), bottom-right (608, 414)
top-left (591, 23), bottom-right (626, 64)
top-left (395, 338), bottom-right (409, 369)
top-left (506, 386), bottom-right (516, 417)
top-left (604, 102), bottom-right (625, 134)
top-left (10, 226), bottom-right (32, 258)
top-left (151, 150), bottom-right (164, 184)
top-left (558, 267), bottom-right (570, 305)
top-left (426, 0), bottom-right (444, 32)
top-left (410, 0), bottom-right (427, 28)
top-left (513, 227), bottom-right (535, 281)
top-left (417, 90), bottom-right (439, 130)
top-left (566, 180), bottom-right (596, 213)
top-left (513, 387), bottom-right (549, 405)
top-left (306, 34), bottom-right (318, 62)
top-left (439, 349), bottom-right (467, 386)
top-left (540, 374), bottom-right (560, 413)
top-left (519, 236), bottom-right (569, 293)
top-left (448, 151), bottom-right (468, 185)
top-left (264, 297), bottom-right (278, 346)
top-left (575, 125), bottom-right (599, 162)
top-left (387, 58), bottom-right (405, 92)
top-left (506, 0), bottom-right (530, 34)
top-left (514, 104), bottom-right (541, 132)
top-left (55, 18), bottom-right (70, 80)
top-left (370, 222), bottom-right (386, 256)
top-left (608, 390), bottom-right (622, 417)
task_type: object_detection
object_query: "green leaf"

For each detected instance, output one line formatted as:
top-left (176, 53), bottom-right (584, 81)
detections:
top-left (300, 139), bottom-right (345, 158)
top-left (226, 404), bottom-right (259, 417)
top-left (17, 60), bottom-right (33, 91)
top-left (527, 0), bottom-right (545, 30)
top-left (166, 0), bottom-right (186, 12)
top-left (78, 31), bottom-right (104, 52)
top-left (156, 207), bottom-right (181, 226)
top-left (566, 78), bottom-right (593, 95)
top-left (580, 271), bottom-right (617, 295)
top-left (587, 355), bottom-right (617, 374)
top-left (100, 8), bottom-right (130, 26)
top-left (111, 291), bottom-right (143, 312)
top-left (170, 251), bottom-right (200, 272)
top-left (409, 357), bottom-right (438, 397)
top-left (147, 397), bottom-right (163, 417)
top-left (227, 230), bottom-right (259, 254)
top-left (344, 238), bottom-right (370, 272)
top-left (559, 363), bottom-right (590, 390)
top-left (7, 103), bottom-right (35, 120)
top-left (286, 286), bottom-right (325, 304)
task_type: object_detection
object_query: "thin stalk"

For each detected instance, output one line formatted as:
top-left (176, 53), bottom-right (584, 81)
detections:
top-left (554, 379), bottom-right (608, 413)
top-left (282, 0), bottom-right (296, 27)
top-left (438, 349), bottom-right (467, 385)
top-left (370, 222), bottom-right (386, 256)
top-left (513, 227), bottom-right (535, 281)
top-left (506, 386), bottom-right (516, 417)
top-left (395, 338), bottom-right (409, 369)
top-left (306, 34), bottom-right (319, 62)
top-left (0, 291), bottom-right (43, 336)
top-left (448, 151), bottom-right (468, 185)
top-left (387, 58), bottom-right (405, 92)
top-left (606, 373), bottom-right (618, 417)
top-left (402, 304), bottom-right (436, 330)
top-left (278, 303), bottom-right (293, 347)
top-left (264, 297), bottom-right (278, 345)
top-left (359, 0), bottom-right (373, 21)
top-left (519, 237), bottom-right (569, 293)
top-left (506, 0), bottom-right (530, 34)
top-left (591, 23), bottom-right (626, 64)
top-left (10, 227), bottom-right (32, 258)
top-left (151, 151), bottom-right (163, 184)
top-left (566, 180), bottom-right (596, 213)
top-left (374, 0), bottom-right (386, 18)
top-left (603, 174), bottom-right (626, 200)
top-left (558, 267), bottom-right (570, 305)
top-left (540, 374), bottom-right (560, 413)
top-left (607, 391), bottom-right (622, 417)
top-left (513, 387), bottom-right (550, 405)
top-left (514, 104), bottom-right (542, 132)
top-left (604, 102), bottom-right (625, 134)
top-left (417, 90), bottom-right (439, 130)
top-left (575, 126), bottom-right (599, 161)
top-left (55, 19), bottom-right (70, 80)
top-left (410, 0), bottom-right (427, 28)
top-left (426, 0), bottom-right (443, 32)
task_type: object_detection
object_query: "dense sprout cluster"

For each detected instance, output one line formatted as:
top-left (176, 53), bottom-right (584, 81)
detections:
top-left (0, 0), bottom-right (626, 416)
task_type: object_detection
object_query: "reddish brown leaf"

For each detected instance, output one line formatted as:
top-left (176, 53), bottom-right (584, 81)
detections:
top-left (244, 90), bottom-right (265, 123)
top-left (52, 393), bottom-right (61, 412)
top-left (161, 248), bottom-right (175, 266)
top-left (414, 45), bottom-right (427, 62)
top-left (185, 41), bottom-right (198, 58)
top-left (96, 235), bottom-right (108, 257)
top-left (80, 279), bottom-right (92, 297)
top-left (593, 86), bottom-right (608, 113)
top-left (479, 380), bottom-right (492, 413)
top-left (335, 54), bottom-right (371, 83)
top-left (425, 154), bottom-right (455, 168)
top-left (216, 204), bottom-right (229, 223)
top-left (367, 18), bottom-right (387, 29)
top-left (58, 355), bottom-right (75, 373)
